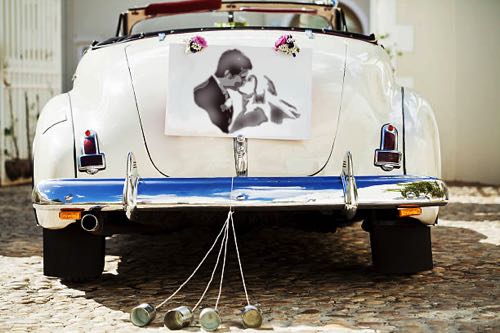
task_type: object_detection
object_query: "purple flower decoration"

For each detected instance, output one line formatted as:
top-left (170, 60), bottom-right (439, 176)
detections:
top-left (186, 35), bottom-right (207, 54)
top-left (274, 34), bottom-right (300, 57)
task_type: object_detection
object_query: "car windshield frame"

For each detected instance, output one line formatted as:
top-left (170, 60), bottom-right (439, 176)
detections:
top-left (94, 0), bottom-right (377, 48)
top-left (131, 11), bottom-right (333, 34)
top-left (121, 1), bottom-right (339, 36)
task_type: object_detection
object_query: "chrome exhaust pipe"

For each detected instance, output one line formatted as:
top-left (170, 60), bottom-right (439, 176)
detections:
top-left (81, 214), bottom-right (101, 233)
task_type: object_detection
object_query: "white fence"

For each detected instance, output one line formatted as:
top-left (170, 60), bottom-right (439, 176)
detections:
top-left (0, 0), bottom-right (62, 185)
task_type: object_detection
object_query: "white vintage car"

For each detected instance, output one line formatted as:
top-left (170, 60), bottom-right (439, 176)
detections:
top-left (32, 0), bottom-right (448, 280)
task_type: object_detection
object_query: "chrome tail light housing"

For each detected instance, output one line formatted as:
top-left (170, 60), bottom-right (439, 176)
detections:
top-left (78, 130), bottom-right (106, 174)
top-left (374, 123), bottom-right (402, 171)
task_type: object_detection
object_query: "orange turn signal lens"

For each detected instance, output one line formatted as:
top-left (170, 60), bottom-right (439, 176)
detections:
top-left (398, 207), bottom-right (422, 218)
top-left (59, 209), bottom-right (83, 220)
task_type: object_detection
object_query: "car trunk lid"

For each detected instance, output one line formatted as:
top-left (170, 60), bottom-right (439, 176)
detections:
top-left (125, 30), bottom-right (345, 177)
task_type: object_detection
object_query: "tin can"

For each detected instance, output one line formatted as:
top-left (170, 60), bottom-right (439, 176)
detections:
top-left (164, 306), bottom-right (194, 330)
top-left (241, 305), bottom-right (263, 328)
top-left (130, 303), bottom-right (156, 327)
top-left (199, 307), bottom-right (221, 332)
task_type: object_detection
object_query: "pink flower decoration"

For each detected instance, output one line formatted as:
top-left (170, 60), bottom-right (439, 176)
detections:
top-left (274, 34), bottom-right (300, 57)
top-left (192, 35), bottom-right (207, 48)
top-left (186, 35), bottom-right (208, 54)
top-left (274, 35), bottom-right (288, 49)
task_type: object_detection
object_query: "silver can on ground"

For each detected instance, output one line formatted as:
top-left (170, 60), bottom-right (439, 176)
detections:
top-left (199, 307), bottom-right (221, 331)
top-left (241, 305), bottom-right (263, 328)
top-left (130, 303), bottom-right (156, 327)
top-left (164, 306), bottom-right (193, 330)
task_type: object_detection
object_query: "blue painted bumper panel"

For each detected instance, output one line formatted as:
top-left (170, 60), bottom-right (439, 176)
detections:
top-left (33, 176), bottom-right (448, 211)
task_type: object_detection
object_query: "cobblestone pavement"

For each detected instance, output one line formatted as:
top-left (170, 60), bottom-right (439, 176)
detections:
top-left (0, 185), bottom-right (499, 332)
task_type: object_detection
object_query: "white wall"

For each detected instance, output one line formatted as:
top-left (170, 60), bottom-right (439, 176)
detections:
top-left (372, 0), bottom-right (500, 185)
top-left (453, 1), bottom-right (500, 184)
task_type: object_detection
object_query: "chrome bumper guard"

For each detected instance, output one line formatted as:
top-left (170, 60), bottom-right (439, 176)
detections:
top-left (33, 152), bottom-right (448, 220)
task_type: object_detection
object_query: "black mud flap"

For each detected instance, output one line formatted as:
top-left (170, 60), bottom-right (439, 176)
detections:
top-left (369, 220), bottom-right (433, 274)
top-left (43, 223), bottom-right (105, 280)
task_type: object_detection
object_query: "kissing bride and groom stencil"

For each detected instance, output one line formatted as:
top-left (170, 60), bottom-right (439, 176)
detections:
top-left (165, 44), bottom-right (312, 140)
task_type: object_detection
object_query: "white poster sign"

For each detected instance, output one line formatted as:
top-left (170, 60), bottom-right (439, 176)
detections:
top-left (165, 44), bottom-right (312, 140)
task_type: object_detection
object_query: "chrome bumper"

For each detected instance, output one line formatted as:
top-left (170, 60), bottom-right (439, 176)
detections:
top-left (33, 152), bottom-right (448, 223)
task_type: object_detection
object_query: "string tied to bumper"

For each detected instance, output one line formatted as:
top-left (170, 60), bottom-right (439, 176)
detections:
top-left (131, 177), bottom-right (261, 329)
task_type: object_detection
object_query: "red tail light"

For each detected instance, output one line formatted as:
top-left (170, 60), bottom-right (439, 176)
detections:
top-left (382, 125), bottom-right (397, 150)
top-left (374, 123), bottom-right (402, 171)
top-left (83, 137), bottom-right (97, 155)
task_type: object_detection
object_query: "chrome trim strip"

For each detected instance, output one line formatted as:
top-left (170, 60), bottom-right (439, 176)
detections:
top-left (124, 152), bottom-right (140, 219)
top-left (341, 151), bottom-right (358, 219)
top-left (42, 118), bottom-right (67, 135)
top-left (233, 135), bottom-right (248, 177)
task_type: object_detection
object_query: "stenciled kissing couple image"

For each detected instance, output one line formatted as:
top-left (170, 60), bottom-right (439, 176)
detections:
top-left (193, 49), bottom-right (300, 134)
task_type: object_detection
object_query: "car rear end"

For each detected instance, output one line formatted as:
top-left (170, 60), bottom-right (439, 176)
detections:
top-left (32, 0), bottom-right (448, 279)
